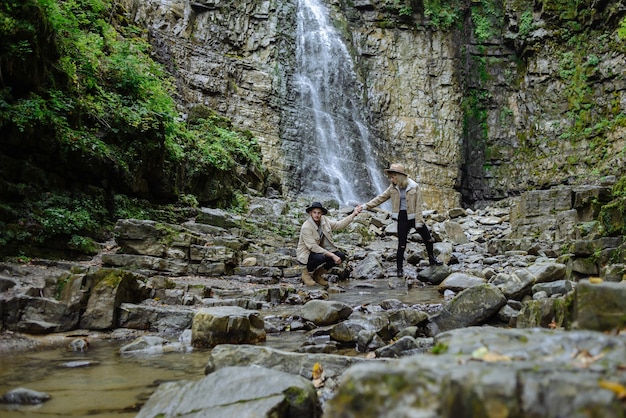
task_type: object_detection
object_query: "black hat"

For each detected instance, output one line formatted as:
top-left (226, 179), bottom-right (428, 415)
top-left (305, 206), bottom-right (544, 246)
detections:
top-left (306, 202), bottom-right (328, 215)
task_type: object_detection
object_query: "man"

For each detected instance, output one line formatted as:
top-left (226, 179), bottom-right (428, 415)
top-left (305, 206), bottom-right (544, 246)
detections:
top-left (296, 201), bottom-right (362, 286)
top-left (362, 163), bottom-right (442, 277)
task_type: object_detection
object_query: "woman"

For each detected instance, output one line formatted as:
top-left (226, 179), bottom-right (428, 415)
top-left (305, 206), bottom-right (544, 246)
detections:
top-left (362, 163), bottom-right (442, 277)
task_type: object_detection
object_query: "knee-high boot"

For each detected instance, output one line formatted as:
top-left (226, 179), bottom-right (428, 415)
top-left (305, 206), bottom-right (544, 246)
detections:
top-left (425, 239), bottom-right (442, 266)
top-left (396, 246), bottom-right (405, 276)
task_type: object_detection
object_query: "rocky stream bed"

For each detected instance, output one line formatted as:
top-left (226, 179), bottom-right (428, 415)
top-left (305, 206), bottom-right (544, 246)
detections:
top-left (1, 184), bottom-right (625, 417)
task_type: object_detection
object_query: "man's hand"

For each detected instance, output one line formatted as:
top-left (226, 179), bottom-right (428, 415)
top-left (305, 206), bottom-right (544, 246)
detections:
top-left (353, 204), bottom-right (363, 216)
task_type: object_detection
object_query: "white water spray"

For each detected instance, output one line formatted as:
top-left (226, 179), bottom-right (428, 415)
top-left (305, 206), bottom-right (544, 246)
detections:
top-left (293, 0), bottom-right (387, 205)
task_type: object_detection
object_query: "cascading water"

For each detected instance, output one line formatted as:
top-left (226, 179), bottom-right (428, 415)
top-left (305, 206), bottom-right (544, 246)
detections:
top-left (292, 0), bottom-right (387, 205)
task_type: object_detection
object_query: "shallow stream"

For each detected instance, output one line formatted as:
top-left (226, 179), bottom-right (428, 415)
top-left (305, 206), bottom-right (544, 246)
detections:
top-left (0, 282), bottom-right (442, 417)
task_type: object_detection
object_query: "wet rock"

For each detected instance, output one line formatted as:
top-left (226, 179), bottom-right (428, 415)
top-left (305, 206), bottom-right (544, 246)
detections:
top-left (191, 306), bottom-right (266, 348)
top-left (203, 344), bottom-right (382, 404)
top-left (416, 264), bottom-right (452, 285)
top-left (438, 272), bottom-right (486, 293)
top-left (387, 308), bottom-right (429, 336)
top-left (375, 336), bottom-right (421, 358)
top-left (67, 338), bottom-right (89, 352)
top-left (604, 263), bottom-right (626, 282)
top-left (575, 279), bottom-right (626, 331)
top-left (325, 328), bottom-right (626, 418)
top-left (137, 366), bottom-right (321, 418)
top-left (489, 262), bottom-right (566, 300)
top-left (196, 207), bottom-right (243, 229)
top-left (531, 279), bottom-right (574, 297)
top-left (118, 303), bottom-right (195, 332)
top-left (0, 387), bottom-right (50, 404)
top-left (300, 300), bottom-right (353, 326)
top-left (0, 276), bottom-right (17, 292)
top-left (61, 360), bottom-right (99, 368)
top-left (352, 254), bottom-right (385, 280)
top-left (80, 269), bottom-right (146, 330)
top-left (427, 284), bottom-right (507, 335)
top-left (516, 294), bottom-right (574, 329)
top-left (329, 313), bottom-right (389, 349)
top-left (120, 335), bottom-right (187, 355)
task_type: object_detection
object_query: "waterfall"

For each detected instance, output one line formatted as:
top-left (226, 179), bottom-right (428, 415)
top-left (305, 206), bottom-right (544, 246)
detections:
top-left (293, 0), bottom-right (387, 205)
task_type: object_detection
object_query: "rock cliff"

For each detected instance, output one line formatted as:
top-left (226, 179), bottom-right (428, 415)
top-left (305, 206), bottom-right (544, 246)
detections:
top-left (121, 0), bottom-right (626, 209)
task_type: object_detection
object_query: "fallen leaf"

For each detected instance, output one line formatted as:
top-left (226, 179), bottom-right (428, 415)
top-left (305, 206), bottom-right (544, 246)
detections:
top-left (572, 350), bottom-right (605, 368)
top-left (312, 362), bottom-right (323, 380)
top-left (599, 379), bottom-right (626, 399)
top-left (471, 346), bottom-right (489, 359)
top-left (481, 352), bottom-right (512, 362)
top-left (471, 346), bottom-right (511, 362)
top-left (589, 277), bottom-right (603, 284)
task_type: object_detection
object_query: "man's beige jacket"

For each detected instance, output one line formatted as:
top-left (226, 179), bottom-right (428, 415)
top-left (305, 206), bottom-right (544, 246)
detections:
top-left (296, 212), bottom-right (357, 264)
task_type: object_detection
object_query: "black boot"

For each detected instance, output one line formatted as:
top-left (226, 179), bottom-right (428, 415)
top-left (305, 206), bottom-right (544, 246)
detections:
top-left (425, 240), bottom-right (443, 266)
top-left (396, 260), bottom-right (404, 277)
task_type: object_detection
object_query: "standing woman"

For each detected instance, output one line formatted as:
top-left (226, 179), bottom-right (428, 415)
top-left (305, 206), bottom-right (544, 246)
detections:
top-left (362, 163), bottom-right (442, 277)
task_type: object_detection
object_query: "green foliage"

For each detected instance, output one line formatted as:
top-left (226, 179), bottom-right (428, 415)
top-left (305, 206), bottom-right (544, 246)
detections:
top-left (30, 193), bottom-right (108, 240)
top-left (595, 175), bottom-right (626, 237)
top-left (229, 190), bottom-right (250, 214)
top-left (462, 88), bottom-right (491, 140)
top-left (112, 195), bottom-right (152, 220)
top-left (67, 235), bottom-right (99, 255)
top-left (422, 0), bottom-right (462, 30)
top-left (552, 38), bottom-right (626, 150)
top-left (518, 10), bottom-right (534, 37)
top-left (1, 0), bottom-right (263, 181)
top-left (399, 6), bottom-right (413, 16)
top-left (178, 194), bottom-right (199, 208)
top-left (619, 17), bottom-right (626, 40)
top-left (0, 0), bottom-right (266, 257)
top-left (612, 175), bottom-right (626, 198)
top-left (387, 0), bottom-right (414, 18)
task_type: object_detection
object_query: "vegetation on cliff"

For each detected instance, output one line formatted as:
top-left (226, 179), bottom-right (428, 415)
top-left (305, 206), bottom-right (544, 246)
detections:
top-left (0, 0), bottom-right (624, 260)
top-left (0, 0), bottom-right (268, 258)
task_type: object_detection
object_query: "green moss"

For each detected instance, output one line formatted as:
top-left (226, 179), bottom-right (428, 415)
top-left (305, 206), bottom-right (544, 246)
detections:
top-left (100, 272), bottom-right (123, 288)
top-left (598, 196), bottom-right (626, 236)
top-left (283, 386), bottom-right (312, 407)
top-left (55, 273), bottom-right (72, 299)
top-left (431, 342), bottom-right (449, 354)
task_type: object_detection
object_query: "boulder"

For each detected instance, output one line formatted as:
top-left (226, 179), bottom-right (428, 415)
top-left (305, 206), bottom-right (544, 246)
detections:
top-left (191, 306), bottom-right (266, 348)
top-left (137, 366), bottom-right (321, 418)
top-left (300, 300), bottom-right (353, 326)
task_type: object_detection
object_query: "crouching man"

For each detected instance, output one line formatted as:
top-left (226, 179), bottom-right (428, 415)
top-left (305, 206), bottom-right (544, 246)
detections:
top-left (296, 201), bottom-right (362, 286)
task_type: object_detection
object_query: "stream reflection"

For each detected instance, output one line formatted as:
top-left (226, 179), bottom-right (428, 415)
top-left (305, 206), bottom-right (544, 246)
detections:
top-left (0, 341), bottom-right (209, 418)
top-left (0, 282), bottom-right (442, 417)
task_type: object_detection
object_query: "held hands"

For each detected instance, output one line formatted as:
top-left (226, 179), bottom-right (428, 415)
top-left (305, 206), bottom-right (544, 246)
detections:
top-left (352, 204), bottom-right (363, 216)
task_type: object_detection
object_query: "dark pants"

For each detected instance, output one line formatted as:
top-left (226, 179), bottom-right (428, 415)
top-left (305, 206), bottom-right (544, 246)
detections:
top-left (307, 251), bottom-right (346, 273)
top-left (397, 210), bottom-right (435, 272)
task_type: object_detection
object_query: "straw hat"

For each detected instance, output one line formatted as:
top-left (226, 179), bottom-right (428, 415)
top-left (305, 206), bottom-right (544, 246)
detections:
top-left (384, 163), bottom-right (408, 176)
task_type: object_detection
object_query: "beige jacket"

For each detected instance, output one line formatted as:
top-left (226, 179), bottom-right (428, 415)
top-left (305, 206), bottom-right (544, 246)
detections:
top-left (364, 178), bottom-right (424, 223)
top-left (296, 212), bottom-right (357, 264)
